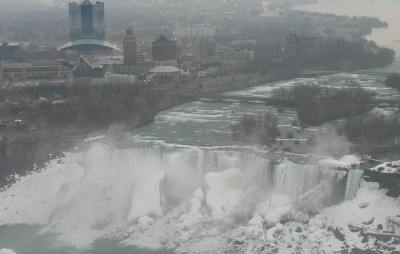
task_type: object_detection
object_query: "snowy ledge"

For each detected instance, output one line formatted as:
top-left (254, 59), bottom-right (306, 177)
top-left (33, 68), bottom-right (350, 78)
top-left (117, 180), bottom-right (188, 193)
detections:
top-left (369, 161), bottom-right (400, 174)
top-left (318, 155), bottom-right (361, 171)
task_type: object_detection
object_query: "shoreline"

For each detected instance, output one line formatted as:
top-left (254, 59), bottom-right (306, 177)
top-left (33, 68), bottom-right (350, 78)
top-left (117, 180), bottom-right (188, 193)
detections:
top-left (46, 70), bottom-right (301, 138)
top-left (0, 70), bottom-right (298, 179)
top-left (0, 59), bottom-right (395, 177)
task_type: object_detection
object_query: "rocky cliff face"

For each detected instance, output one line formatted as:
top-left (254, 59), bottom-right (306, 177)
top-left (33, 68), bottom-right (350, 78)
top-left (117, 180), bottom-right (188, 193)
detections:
top-left (0, 134), bottom-right (75, 187)
top-left (363, 170), bottom-right (400, 198)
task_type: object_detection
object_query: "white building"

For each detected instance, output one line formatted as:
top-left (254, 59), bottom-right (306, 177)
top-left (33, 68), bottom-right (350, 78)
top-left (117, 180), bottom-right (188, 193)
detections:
top-left (175, 25), bottom-right (218, 39)
top-left (105, 72), bottom-right (136, 84)
top-left (215, 49), bottom-right (254, 61)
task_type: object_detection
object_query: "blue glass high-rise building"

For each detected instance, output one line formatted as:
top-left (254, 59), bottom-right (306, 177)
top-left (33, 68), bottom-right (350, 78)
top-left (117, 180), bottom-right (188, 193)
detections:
top-left (69, 0), bottom-right (105, 41)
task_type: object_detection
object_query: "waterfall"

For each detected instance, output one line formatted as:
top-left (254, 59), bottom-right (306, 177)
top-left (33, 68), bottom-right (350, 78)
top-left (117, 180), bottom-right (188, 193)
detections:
top-left (160, 148), bottom-right (272, 190)
top-left (0, 142), bottom-right (273, 245)
top-left (319, 164), bottom-right (348, 181)
top-left (273, 160), bottom-right (320, 201)
top-left (238, 153), bottom-right (271, 189)
top-left (1, 142), bottom-right (367, 250)
top-left (345, 169), bottom-right (364, 200)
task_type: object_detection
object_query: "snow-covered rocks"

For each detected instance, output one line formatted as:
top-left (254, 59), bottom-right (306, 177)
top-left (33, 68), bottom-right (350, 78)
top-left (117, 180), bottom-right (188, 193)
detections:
top-left (176, 188), bottom-right (204, 230)
top-left (307, 187), bottom-right (400, 253)
top-left (370, 160), bottom-right (400, 174)
top-left (266, 223), bottom-right (284, 242)
top-left (137, 216), bottom-right (155, 231)
top-left (250, 194), bottom-right (293, 228)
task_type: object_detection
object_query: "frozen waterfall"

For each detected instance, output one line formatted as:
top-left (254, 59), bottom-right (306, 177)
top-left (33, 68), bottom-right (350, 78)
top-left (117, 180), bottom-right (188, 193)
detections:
top-left (345, 168), bottom-right (364, 200)
top-left (0, 143), bottom-right (368, 251)
top-left (274, 161), bottom-right (320, 201)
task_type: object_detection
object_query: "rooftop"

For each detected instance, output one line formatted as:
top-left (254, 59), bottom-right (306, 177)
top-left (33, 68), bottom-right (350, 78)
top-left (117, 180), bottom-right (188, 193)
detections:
top-left (57, 39), bottom-right (121, 52)
top-left (149, 66), bottom-right (180, 73)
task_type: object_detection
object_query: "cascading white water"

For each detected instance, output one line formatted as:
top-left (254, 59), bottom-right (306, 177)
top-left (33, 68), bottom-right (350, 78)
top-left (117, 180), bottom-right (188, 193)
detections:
top-left (0, 143), bottom-right (272, 247)
top-left (273, 161), bottom-right (320, 201)
top-left (344, 168), bottom-right (364, 200)
top-left (1, 143), bottom-right (393, 254)
top-left (319, 164), bottom-right (348, 181)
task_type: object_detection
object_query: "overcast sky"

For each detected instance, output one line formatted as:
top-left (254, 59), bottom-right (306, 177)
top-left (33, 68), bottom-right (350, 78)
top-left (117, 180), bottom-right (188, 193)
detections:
top-left (0, 0), bottom-right (367, 13)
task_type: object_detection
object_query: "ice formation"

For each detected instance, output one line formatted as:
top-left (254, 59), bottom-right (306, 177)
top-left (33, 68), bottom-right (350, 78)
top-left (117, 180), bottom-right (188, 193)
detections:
top-left (0, 143), bottom-right (399, 253)
top-left (319, 155), bottom-right (361, 180)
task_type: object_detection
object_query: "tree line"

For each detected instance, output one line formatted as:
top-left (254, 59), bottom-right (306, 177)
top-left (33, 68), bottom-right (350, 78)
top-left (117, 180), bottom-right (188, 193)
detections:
top-left (271, 84), bottom-right (374, 126)
top-left (231, 112), bottom-right (281, 146)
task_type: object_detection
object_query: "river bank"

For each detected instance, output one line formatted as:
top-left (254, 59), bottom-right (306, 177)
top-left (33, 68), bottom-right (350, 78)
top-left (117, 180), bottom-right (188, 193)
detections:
top-left (0, 70), bottom-right (300, 179)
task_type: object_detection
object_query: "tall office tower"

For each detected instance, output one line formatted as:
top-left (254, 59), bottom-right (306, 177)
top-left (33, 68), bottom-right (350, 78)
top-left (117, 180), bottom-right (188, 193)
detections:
top-left (0, 43), bottom-right (22, 60)
top-left (123, 28), bottom-right (137, 65)
top-left (152, 35), bottom-right (177, 63)
top-left (69, 0), bottom-right (105, 41)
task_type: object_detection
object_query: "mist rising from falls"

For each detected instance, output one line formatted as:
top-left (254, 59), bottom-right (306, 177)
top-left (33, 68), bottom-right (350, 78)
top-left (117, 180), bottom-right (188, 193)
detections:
top-left (0, 143), bottom-right (274, 246)
top-left (0, 143), bottom-right (365, 250)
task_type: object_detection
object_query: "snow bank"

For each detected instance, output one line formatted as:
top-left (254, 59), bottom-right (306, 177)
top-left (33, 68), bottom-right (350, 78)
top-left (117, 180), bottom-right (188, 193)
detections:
top-left (308, 187), bottom-right (400, 252)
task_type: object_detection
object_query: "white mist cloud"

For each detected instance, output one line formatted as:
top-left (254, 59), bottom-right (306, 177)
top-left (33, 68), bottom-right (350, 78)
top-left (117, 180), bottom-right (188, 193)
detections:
top-left (309, 125), bottom-right (350, 157)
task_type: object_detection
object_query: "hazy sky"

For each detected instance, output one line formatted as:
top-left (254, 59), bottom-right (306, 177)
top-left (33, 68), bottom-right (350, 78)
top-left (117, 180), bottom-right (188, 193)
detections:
top-left (0, 0), bottom-right (371, 13)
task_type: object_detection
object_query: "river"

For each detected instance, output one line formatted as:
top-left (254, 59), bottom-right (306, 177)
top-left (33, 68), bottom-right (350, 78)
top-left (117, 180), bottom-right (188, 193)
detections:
top-left (294, 0), bottom-right (400, 56)
top-left (1, 1), bottom-right (400, 253)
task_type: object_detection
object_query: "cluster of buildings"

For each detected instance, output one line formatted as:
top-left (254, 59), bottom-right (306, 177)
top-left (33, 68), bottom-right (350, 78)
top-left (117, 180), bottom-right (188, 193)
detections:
top-left (105, 29), bottom-right (179, 83)
top-left (0, 0), bottom-right (266, 84)
top-left (0, 43), bottom-right (73, 81)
